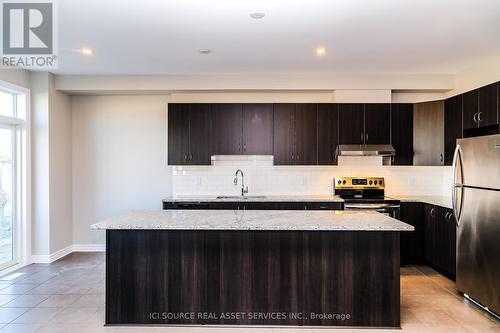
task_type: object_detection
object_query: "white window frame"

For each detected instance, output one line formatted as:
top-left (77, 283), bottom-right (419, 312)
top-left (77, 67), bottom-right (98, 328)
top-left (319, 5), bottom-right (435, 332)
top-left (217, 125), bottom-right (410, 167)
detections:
top-left (0, 80), bottom-right (31, 275)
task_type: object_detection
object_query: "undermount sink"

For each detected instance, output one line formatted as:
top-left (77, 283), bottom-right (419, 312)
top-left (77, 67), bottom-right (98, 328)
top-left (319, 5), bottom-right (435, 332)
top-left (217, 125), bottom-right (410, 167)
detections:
top-left (216, 195), bottom-right (267, 200)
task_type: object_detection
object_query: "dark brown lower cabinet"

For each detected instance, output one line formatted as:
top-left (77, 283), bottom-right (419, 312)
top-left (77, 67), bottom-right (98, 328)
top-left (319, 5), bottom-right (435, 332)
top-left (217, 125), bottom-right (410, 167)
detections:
top-left (400, 202), bottom-right (424, 264)
top-left (423, 204), bottom-right (456, 280)
top-left (106, 230), bottom-right (400, 327)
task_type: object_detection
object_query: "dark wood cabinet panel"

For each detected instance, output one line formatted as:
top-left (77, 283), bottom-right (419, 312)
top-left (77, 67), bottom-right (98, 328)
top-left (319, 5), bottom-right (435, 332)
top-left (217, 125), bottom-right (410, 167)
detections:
top-left (463, 89), bottom-right (479, 130)
top-left (211, 104), bottom-right (243, 155)
top-left (391, 104), bottom-right (413, 165)
top-left (295, 103), bottom-right (318, 165)
top-left (168, 104), bottom-right (190, 165)
top-left (318, 104), bottom-right (339, 165)
top-left (478, 82), bottom-right (498, 127)
top-left (339, 104), bottom-right (365, 144)
top-left (273, 104), bottom-right (296, 165)
top-left (189, 104), bottom-right (212, 165)
top-left (444, 96), bottom-right (462, 166)
top-left (413, 101), bottom-right (444, 166)
top-left (422, 204), bottom-right (456, 280)
top-left (400, 202), bottom-right (424, 265)
top-left (364, 104), bottom-right (391, 144)
top-left (242, 104), bottom-right (274, 155)
top-left (107, 230), bottom-right (400, 327)
top-left (423, 204), bottom-right (437, 265)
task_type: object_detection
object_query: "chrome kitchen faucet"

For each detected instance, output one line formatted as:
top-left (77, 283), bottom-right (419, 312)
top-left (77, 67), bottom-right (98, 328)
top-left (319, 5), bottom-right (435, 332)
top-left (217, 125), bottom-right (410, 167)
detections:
top-left (234, 169), bottom-right (248, 196)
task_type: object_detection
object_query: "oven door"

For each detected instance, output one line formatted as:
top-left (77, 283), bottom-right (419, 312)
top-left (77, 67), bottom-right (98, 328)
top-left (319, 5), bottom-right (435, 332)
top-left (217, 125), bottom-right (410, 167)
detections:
top-left (344, 203), bottom-right (401, 219)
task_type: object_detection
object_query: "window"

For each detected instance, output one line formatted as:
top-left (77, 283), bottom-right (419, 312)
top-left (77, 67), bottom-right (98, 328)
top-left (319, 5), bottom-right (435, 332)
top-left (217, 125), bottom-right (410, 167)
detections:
top-left (0, 82), bottom-right (29, 272)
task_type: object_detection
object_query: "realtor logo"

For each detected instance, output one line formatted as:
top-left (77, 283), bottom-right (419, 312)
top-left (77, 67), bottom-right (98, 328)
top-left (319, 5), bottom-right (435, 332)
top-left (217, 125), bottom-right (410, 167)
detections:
top-left (1, 0), bottom-right (58, 69)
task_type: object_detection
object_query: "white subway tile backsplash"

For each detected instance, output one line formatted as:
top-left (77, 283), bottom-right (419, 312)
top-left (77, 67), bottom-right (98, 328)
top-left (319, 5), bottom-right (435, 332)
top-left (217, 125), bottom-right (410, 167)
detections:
top-left (171, 165), bottom-right (453, 197)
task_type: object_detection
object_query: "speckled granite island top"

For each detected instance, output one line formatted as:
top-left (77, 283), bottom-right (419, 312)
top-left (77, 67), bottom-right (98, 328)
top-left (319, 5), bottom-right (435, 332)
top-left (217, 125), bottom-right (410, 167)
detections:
top-left (91, 209), bottom-right (414, 231)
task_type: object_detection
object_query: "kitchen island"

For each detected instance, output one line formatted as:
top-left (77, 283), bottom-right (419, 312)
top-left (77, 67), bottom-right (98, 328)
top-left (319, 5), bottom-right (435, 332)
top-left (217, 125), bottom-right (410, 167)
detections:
top-left (92, 210), bottom-right (413, 328)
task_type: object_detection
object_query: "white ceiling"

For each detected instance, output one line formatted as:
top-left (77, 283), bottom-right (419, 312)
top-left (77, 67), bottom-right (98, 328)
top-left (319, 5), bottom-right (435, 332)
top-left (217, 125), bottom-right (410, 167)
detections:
top-left (56, 0), bottom-right (500, 75)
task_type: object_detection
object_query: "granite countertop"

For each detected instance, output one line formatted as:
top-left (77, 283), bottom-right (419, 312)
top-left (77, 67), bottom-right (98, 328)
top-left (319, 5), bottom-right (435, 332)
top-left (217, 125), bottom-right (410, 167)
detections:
top-left (91, 209), bottom-right (414, 231)
top-left (388, 195), bottom-right (452, 209)
top-left (162, 195), bottom-right (344, 202)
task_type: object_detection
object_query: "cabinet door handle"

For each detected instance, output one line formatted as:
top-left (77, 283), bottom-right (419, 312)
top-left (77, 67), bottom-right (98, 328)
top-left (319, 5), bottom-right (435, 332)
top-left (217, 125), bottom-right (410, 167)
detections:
top-left (361, 132), bottom-right (364, 143)
top-left (243, 143), bottom-right (246, 152)
top-left (478, 112), bottom-right (483, 122)
top-left (440, 153), bottom-right (443, 162)
top-left (189, 154), bottom-right (193, 160)
top-left (291, 155), bottom-right (294, 160)
top-left (430, 208), bottom-right (436, 218)
top-left (473, 112), bottom-right (478, 123)
top-left (184, 154), bottom-right (188, 161)
top-left (365, 133), bottom-right (369, 143)
top-left (445, 212), bottom-right (450, 220)
top-left (296, 154), bottom-right (300, 160)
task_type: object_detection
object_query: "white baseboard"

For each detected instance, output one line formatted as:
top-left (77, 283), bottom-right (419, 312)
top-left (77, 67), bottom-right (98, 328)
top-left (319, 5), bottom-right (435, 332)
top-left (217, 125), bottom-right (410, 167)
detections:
top-left (72, 244), bottom-right (106, 252)
top-left (31, 245), bottom-right (73, 264)
top-left (31, 243), bottom-right (105, 263)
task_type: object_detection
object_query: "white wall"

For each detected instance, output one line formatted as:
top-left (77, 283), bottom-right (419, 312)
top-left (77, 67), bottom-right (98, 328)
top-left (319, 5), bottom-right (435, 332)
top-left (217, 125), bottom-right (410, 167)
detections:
top-left (445, 54), bottom-right (500, 97)
top-left (48, 74), bottom-right (73, 253)
top-left (0, 70), bottom-right (31, 89)
top-left (29, 72), bottom-right (50, 257)
top-left (72, 95), bottom-right (173, 246)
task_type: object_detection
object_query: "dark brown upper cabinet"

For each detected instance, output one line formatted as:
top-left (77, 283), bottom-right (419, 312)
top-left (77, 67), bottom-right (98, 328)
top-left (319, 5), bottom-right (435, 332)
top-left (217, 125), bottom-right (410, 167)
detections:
top-left (339, 104), bottom-right (365, 144)
top-left (211, 103), bottom-right (274, 156)
top-left (273, 104), bottom-right (295, 165)
top-left (317, 104), bottom-right (339, 165)
top-left (295, 104), bottom-right (318, 165)
top-left (478, 82), bottom-right (498, 127)
top-left (273, 104), bottom-right (317, 165)
top-left (462, 89), bottom-right (479, 130)
top-left (339, 104), bottom-right (391, 145)
top-left (211, 104), bottom-right (243, 155)
top-left (413, 101), bottom-right (444, 166)
top-left (168, 103), bottom-right (211, 165)
top-left (444, 95), bottom-right (463, 166)
top-left (391, 104), bottom-right (413, 165)
top-left (364, 104), bottom-right (391, 144)
top-left (242, 104), bottom-right (274, 155)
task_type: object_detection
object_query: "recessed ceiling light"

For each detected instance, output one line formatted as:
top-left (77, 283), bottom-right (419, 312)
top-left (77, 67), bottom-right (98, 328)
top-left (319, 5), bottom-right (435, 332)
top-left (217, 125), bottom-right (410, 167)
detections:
top-left (81, 48), bottom-right (93, 55)
top-left (316, 47), bottom-right (327, 56)
top-left (199, 49), bottom-right (211, 54)
top-left (250, 12), bottom-right (265, 19)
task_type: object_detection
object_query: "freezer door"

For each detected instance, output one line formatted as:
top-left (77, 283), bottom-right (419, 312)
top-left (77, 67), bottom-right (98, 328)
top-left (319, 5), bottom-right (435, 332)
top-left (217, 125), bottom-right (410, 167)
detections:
top-left (457, 134), bottom-right (500, 189)
top-left (456, 187), bottom-right (500, 315)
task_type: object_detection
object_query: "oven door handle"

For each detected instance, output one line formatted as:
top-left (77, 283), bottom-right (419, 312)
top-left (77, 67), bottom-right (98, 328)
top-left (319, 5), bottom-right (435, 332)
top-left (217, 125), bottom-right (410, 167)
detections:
top-left (344, 204), bottom-right (400, 210)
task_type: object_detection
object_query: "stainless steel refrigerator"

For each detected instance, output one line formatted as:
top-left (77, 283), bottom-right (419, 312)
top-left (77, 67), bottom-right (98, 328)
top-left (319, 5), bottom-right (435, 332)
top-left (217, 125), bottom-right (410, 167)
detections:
top-left (452, 134), bottom-right (500, 316)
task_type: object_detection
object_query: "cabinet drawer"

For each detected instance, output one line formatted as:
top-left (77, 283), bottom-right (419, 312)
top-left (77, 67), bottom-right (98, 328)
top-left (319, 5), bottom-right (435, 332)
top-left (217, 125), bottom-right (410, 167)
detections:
top-left (163, 202), bottom-right (210, 210)
top-left (305, 202), bottom-right (343, 210)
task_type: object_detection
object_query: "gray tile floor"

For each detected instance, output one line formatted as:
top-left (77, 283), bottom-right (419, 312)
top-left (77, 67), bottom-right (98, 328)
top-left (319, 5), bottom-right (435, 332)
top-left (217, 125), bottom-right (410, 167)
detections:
top-left (0, 253), bottom-right (498, 333)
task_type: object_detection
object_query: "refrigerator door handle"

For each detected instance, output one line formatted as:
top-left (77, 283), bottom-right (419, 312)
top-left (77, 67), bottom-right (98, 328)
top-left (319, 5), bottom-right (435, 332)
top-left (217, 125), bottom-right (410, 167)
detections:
top-left (452, 144), bottom-right (464, 226)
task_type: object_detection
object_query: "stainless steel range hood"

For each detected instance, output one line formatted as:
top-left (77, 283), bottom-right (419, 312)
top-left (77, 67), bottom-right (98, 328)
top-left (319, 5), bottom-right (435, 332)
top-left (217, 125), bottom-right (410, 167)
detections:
top-left (338, 144), bottom-right (396, 156)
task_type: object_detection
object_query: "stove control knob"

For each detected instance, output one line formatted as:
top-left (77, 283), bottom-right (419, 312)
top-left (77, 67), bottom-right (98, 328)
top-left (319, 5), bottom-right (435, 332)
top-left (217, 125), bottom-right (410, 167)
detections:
top-left (379, 180), bottom-right (383, 185)
top-left (374, 180), bottom-right (377, 185)
top-left (342, 180), bottom-right (346, 185)
top-left (337, 180), bottom-right (341, 185)
top-left (369, 180), bottom-right (373, 185)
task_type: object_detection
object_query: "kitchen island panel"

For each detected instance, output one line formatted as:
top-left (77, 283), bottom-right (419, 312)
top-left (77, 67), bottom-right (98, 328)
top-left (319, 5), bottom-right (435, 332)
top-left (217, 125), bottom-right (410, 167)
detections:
top-left (106, 229), bottom-right (400, 327)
